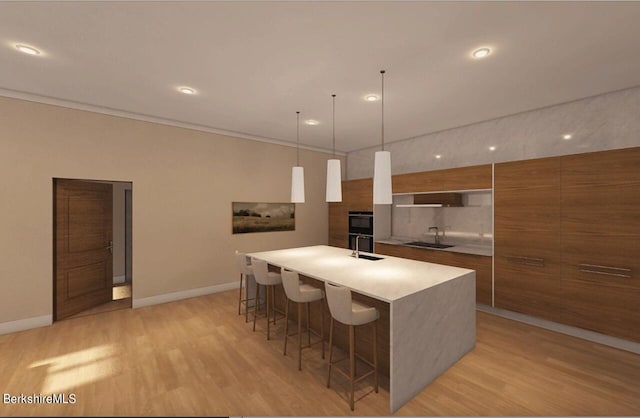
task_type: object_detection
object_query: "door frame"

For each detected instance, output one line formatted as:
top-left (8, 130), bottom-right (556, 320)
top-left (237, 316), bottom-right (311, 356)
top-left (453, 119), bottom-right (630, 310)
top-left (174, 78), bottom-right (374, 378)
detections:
top-left (53, 177), bottom-right (133, 320)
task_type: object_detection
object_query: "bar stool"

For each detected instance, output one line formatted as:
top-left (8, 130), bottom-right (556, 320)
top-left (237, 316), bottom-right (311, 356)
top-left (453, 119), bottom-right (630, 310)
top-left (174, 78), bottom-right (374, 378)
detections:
top-left (325, 282), bottom-right (379, 411)
top-left (251, 258), bottom-right (282, 340)
top-left (235, 250), bottom-right (255, 322)
top-left (281, 269), bottom-right (325, 371)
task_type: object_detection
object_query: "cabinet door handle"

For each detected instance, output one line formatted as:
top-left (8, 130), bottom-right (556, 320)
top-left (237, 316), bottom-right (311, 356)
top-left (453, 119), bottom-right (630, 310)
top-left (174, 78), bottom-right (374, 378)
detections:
top-left (506, 255), bottom-right (545, 267)
top-left (579, 269), bottom-right (631, 279)
top-left (578, 263), bottom-right (631, 272)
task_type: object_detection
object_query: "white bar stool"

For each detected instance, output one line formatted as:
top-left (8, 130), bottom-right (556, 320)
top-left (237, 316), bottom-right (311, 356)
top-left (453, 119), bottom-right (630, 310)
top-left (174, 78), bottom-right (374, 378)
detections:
top-left (325, 282), bottom-right (379, 411)
top-left (251, 258), bottom-right (282, 340)
top-left (281, 269), bottom-right (325, 371)
top-left (235, 250), bottom-right (255, 322)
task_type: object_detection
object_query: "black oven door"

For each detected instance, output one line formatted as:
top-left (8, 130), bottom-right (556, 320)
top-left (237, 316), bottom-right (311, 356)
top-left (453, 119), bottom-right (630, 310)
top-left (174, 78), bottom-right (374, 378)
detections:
top-left (348, 234), bottom-right (374, 253)
top-left (348, 211), bottom-right (374, 235)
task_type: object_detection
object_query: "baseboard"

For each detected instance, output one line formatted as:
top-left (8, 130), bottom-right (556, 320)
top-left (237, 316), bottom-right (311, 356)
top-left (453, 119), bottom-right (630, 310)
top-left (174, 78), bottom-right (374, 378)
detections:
top-left (477, 305), bottom-right (640, 355)
top-left (0, 315), bottom-right (52, 336)
top-left (113, 275), bottom-right (126, 284)
top-left (132, 281), bottom-right (238, 309)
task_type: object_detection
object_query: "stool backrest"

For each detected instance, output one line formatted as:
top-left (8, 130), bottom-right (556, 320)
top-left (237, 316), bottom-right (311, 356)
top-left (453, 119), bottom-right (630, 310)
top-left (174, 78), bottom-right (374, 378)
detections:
top-left (281, 269), bottom-right (300, 301)
top-left (251, 258), bottom-right (269, 285)
top-left (235, 251), bottom-right (252, 275)
top-left (325, 283), bottom-right (352, 325)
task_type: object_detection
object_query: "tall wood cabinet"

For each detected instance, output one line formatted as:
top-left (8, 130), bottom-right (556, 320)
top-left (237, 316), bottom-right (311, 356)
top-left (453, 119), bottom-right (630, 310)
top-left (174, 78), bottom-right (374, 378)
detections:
top-left (328, 178), bottom-right (372, 248)
top-left (494, 157), bottom-right (563, 321)
top-left (561, 148), bottom-right (640, 342)
top-left (494, 147), bottom-right (640, 342)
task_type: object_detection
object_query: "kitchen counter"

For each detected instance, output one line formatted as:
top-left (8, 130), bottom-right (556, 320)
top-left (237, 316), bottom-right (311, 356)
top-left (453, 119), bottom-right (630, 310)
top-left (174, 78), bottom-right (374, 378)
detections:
top-left (376, 237), bottom-right (492, 257)
top-left (247, 245), bottom-right (476, 413)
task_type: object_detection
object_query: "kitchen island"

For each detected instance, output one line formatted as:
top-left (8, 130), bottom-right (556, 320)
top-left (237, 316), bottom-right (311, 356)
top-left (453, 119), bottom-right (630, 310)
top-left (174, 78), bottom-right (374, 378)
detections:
top-left (247, 245), bottom-right (476, 413)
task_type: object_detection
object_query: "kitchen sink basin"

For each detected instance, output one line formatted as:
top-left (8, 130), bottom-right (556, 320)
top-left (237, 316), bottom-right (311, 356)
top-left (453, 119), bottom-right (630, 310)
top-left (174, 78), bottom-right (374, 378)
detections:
top-left (405, 241), bottom-right (455, 249)
top-left (351, 254), bottom-right (384, 261)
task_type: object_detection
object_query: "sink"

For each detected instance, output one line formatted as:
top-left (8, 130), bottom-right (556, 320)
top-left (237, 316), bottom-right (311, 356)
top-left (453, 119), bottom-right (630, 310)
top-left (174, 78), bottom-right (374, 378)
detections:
top-left (405, 241), bottom-right (455, 249)
top-left (351, 254), bottom-right (384, 261)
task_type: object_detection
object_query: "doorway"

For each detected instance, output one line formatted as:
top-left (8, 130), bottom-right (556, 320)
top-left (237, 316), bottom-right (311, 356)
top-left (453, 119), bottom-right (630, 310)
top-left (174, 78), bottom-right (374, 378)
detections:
top-left (53, 178), bottom-right (133, 320)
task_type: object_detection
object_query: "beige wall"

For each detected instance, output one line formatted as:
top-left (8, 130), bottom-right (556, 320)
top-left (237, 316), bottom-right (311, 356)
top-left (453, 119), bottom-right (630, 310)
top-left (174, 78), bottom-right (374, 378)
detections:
top-left (0, 96), bottom-right (335, 323)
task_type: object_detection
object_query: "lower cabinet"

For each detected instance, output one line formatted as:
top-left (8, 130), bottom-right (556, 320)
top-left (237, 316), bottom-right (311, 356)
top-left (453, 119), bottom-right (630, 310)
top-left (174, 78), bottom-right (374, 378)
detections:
top-left (375, 243), bottom-right (492, 305)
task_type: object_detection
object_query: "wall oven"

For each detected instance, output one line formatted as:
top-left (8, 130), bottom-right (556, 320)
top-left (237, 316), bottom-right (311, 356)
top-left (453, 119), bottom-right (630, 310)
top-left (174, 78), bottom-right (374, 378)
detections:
top-left (348, 233), bottom-right (374, 253)
top-left (348, 211), bottom-right (374, 235)
top-left (348, 211), bottom-right (374, 253)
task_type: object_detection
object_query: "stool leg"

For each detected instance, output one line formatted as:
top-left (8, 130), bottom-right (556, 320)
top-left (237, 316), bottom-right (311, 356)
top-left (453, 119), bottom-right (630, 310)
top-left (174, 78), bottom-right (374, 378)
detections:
top-left (272, 285), bottom-right (277, 324)
top-left (245, 274), bottom-right (250, 323)
top-left (321, 300), bottom-right (325, 360)
top-left (327, 317), bottom-right (334, 388)
top-left (283, 298), bottom-right (290, 355)
top-left (306, 302), bottom-right (311, 346)
top-left (238, 273), bottom-right (243, 315)
top-left (349, 324), bottom-right (355, 411)
top-left (266, 285), bottom-right (271, 340)
top-left (373, 320), bottom-right (378, 393)
top-left (297, 302), bottom-right (303, 371)
top-left (252, 282), bottom-right (260, 332)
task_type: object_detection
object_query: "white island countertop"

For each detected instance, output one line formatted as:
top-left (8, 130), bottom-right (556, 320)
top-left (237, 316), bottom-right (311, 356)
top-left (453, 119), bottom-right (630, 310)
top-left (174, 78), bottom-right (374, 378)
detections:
top-left (247, 245), bottom-right (473, 302)
top-left (246, 244), bottom-right (476, 413)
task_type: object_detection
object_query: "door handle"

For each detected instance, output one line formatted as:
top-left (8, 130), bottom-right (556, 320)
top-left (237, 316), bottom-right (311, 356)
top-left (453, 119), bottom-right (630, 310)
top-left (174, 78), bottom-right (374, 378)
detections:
top-left (107, 240), bottom-right (113, 254)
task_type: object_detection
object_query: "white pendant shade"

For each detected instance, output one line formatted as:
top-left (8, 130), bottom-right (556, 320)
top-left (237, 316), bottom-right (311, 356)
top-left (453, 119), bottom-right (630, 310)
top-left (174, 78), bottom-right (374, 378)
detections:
top-left (373, 150), bottom-right (392, 204)
top-left (291, 166), bottom-right (305, 203)
top-left (326, 159), bottom-right (342, 202)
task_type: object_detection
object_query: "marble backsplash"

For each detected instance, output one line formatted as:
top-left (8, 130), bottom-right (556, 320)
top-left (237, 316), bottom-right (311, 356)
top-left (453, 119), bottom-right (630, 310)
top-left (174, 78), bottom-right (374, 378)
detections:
top-left (392, 192), bottom-right (492, 246)
top-left (347, 86), bottom-right (640, 179)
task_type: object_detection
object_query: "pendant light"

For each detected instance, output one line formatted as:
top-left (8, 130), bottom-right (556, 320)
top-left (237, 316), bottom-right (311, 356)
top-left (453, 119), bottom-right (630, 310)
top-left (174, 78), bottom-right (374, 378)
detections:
top-left (291, 111), bottom-right (305, 203)
top-left (326, 94), bottom-right (342, 202)
top-left (373, 69), bottom-right (392, 204)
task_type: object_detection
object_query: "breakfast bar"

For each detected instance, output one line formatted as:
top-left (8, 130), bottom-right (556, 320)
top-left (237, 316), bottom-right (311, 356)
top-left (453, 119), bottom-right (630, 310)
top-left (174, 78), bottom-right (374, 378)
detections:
top-left (248, 245), bottom-right (476, 413)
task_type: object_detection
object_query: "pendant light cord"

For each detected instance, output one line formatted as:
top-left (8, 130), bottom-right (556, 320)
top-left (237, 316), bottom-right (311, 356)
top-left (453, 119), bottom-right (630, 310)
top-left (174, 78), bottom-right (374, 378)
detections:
top-left (332, 94), bottom-right (336, 159)
top-left (381, 70), bottom-right (385, 151)
top-left (296, 111), bottom-right (300, 166)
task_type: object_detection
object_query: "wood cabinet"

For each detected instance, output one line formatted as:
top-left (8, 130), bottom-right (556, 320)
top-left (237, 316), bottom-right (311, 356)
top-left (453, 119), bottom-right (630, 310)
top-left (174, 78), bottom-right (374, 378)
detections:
top-left (561, 148), bottom-right (640, 342)
top-left (494, 147), bottom-right (640, 342)
top-left (391, 164), bottom-right (491, 194)
top-left (494, 157), bottom-right (563, 321)
top-left (375, 243), bottom-right (492, 305)
top-left (328, 178), bottom-right (372, 248)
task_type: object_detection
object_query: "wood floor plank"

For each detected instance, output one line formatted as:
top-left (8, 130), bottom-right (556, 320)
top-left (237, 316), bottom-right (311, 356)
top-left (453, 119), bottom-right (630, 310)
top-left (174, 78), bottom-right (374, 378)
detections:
top-left (0, 289), bottom-right (639, 416)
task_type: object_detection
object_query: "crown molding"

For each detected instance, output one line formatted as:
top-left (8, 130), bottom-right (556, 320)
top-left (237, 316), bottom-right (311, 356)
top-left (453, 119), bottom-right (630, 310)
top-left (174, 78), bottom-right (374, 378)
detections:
top-left (0, 88), bottom-right (346, 156)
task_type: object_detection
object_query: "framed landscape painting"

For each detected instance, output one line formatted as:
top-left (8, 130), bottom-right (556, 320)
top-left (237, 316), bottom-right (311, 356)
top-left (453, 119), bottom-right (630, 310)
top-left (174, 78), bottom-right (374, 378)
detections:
top-left (232, 202), bottom-right (295, 234)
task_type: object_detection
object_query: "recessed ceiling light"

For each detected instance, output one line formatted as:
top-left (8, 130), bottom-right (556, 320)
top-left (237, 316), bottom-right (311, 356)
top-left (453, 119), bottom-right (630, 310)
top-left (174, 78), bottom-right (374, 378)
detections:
top-left (365, 94), bottom-right (379, 102)
top-left (471, 47), bottom-right (491, 59)
top-left (435, 155), bottom-right (442, 159)
top-left (178, 86), bottom-right (196, 95)
top-left (563, 134), bottom-right (572, 140)
top-left (15, 44), bottom-right (41, 56)
top-left (304, 119), bottom-right (319, 126)
top-left (489, 146), bottom-right (496, 151)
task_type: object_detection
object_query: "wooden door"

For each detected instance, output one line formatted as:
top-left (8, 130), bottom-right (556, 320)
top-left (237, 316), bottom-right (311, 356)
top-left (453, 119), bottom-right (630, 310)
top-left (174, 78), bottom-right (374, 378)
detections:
top-left (561, 148), bottom-right (640, 342)
top-left (54, 179), bottom-right (113, 320)
top-left (494, 157), bottom-right (563, 320)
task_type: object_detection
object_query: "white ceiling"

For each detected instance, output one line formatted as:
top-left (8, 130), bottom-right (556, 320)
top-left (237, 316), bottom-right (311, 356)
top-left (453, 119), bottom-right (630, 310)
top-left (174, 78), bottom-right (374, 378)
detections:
top-left (1, 1), bottom-right (640, 153)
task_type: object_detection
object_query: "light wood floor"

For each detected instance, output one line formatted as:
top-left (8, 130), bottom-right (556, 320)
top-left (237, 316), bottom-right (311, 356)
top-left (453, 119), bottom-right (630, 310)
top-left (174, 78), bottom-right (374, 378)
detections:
top-left (1, 289), bottom-right (639, 416)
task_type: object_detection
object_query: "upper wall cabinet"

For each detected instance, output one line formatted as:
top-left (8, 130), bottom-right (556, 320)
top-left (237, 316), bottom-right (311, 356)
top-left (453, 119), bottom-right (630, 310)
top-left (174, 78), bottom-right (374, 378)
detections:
top-left (392, 164), bottom-right (491, 194)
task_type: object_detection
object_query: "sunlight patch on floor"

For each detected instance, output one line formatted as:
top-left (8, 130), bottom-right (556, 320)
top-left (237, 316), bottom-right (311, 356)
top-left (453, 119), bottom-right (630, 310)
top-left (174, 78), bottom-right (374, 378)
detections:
top-left (29, 344), bottom-right (118, 393)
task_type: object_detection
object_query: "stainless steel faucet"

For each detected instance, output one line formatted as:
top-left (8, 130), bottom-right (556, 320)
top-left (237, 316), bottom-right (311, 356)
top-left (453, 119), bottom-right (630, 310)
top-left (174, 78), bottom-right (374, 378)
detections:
top-left (352, 235), bottom-right (365, 258)
top-left (428, 226), bottom-right (440, 245)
